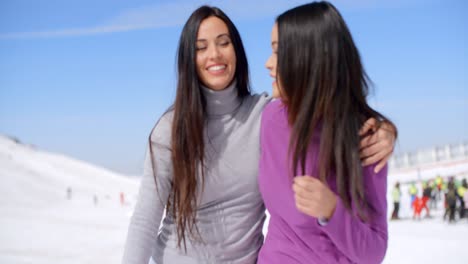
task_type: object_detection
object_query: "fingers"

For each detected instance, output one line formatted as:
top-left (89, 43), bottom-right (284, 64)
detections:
top-left (380, 121), bottom-right (397, 139)
top-left (361, 151), bottom-right (384, 168)
top-left (361, 146), bottom-right (388, 167)
top-left (360, 122), bottom-right (395, 166)
top-left (374, 154), bottom-right (390, 173)
top-left (360, 119), bottom-right (396, 150)
top-left (293, 188), bottom-right (321, 218)
top-left (359, 118), bottom-right (377, 136)
top-left (360, 132), bottom-right (379, 150)
top-left (294, 192), bottom-right (315, 207)
top-left (295, 199), bottom-right (316, 217)
top-left (292, 178), bottom-right (316, 199)
top-left (360, 123), bottom-right (391, 150)
top-left (360, 139), bottom-right (385, 160)
top-left (293, 184), bottom-right (336, 219)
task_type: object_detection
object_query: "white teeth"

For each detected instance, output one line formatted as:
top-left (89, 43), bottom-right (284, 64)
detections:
top-left (208, 65), bottom-right (226, 71)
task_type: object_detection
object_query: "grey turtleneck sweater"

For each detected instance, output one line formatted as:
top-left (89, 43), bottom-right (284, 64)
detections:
top-left (122, 82), bottom-right (271, 264)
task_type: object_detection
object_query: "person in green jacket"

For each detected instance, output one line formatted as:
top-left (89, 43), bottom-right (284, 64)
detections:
top-left (391, 182), bottom-right (401, 220)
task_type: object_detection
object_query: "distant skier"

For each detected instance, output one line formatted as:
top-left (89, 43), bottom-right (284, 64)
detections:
top-left (457, 179), bottom-right (467, 219)
top-left (93, 194), bottom-right (98, 206)
top-left (435, 175), bottom-right (443, 200)
top-left (429, 179), bottom-right (438, 209)
top-left (444, 181), bottom-right (457, 223)
top-left (422, 182), bottom-right (432, 218)
top-left (120, 192), bottom-right (125, 206)
top-left (464, 182), bottom-right (468, 220)
top-left (409, 182), bottom-right (418, 208)
top-left (391, 182), bottom-right (401, 220)
top-left (66, 187), bottom-right (72, 200)
top-left (412, 196), bottom-right (424, 220)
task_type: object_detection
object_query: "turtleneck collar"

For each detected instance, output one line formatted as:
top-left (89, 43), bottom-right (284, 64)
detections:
top-left (201, 80), bottom-right (242, 116)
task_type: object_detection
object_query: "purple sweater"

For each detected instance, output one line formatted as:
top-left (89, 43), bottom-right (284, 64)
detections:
top-left (258, 100), bottom-right (388, 264)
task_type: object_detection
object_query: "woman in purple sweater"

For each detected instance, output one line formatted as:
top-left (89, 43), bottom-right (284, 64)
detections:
top-left (258, 2), bottom-right (394, 263)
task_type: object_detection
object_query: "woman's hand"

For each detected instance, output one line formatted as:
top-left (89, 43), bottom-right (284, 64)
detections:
top-left (359, 118), bottom-right (396, 173)
top-left (292, 176), bottom-right (337, 220)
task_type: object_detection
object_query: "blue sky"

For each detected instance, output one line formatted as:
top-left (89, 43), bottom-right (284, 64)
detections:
top-left (1, 0), bottom-right (467, 175)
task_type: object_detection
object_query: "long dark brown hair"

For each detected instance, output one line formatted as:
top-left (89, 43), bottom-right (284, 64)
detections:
top-left (149, 6), bottom-right (250, 250)
top-left (276, 1), bottom-right (395, 219)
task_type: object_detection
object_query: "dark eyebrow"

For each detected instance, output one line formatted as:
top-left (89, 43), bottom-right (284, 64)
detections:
top-left (197, 33), bottom-right (231, 42)
top-left (271, 41), bottom-right (278, 46)
top-left (216, 33), bottom-right (230, 39)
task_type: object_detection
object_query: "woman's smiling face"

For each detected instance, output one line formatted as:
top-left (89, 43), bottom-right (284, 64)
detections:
top-left (196, 16), bottom-right (237, 91)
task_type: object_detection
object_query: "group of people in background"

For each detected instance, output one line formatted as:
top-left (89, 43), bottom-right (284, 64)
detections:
top-left (443, 177), bottom-right (467, 222)
top-left (391, 175), bottom-right (468, 223)
top-left (65, 186), bottom-right (127, 207)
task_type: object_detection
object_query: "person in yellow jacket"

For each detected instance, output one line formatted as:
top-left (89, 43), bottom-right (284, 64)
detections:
top-left (436, 175), bottom-right (443, 190)
top-left (391, 182), bottom-right (401, 220)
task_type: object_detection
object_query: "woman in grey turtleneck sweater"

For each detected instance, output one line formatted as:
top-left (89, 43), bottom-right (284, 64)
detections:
top-left (122, 6), bottom-right (395, 264)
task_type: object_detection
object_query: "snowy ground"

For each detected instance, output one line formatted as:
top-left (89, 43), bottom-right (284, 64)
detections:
top-left (0, 135), bottom-right (139, 264)
top-left (384, 214), bottom-right (468, 264)
top-left (1, 135), bottom-right (467, 263)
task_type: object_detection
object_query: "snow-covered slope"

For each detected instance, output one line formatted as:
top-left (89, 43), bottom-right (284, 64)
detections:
top-left (0, 135), bottom-right (140, 264)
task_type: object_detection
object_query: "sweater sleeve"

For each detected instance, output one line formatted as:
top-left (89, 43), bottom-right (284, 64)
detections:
top-left (122, 114), bottom-right (173, 264)
top-left (321, 165), bottom-right (388, 264)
